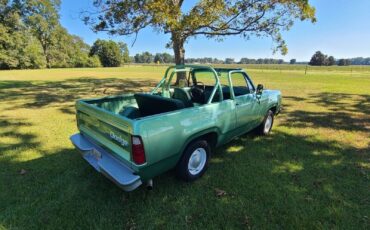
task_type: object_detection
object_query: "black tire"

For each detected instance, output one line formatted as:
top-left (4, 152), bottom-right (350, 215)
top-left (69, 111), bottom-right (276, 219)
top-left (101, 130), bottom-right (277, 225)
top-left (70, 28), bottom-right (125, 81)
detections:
top-left (256, 110), bottom-right (274, 135)
top-left (176, 139), bottom-right (211, 182)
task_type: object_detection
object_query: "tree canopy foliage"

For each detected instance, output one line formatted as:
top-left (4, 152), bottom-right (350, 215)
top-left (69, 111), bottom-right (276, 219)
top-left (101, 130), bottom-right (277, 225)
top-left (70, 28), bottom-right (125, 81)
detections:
top-left (0, 0), bottom-right (130, 69)
top-left (309, 51), bottom-right (338, 66)
top-left (90, 39), bottom-right (130, 67)
top-left (0, 0), bottom-right (45, 69)
top-left (327, 56), bottom-right (335, 66)
top-left (309, 51), bottom-right (328, 66)
top-left (84, 0), bottom-right (316, 70)
top-left (20, 0), bottom-right (61, 68)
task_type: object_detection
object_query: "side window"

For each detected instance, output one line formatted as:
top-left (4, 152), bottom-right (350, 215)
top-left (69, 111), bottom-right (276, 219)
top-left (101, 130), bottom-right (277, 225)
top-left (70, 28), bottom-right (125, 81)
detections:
top-left (231, 72), bottom-right (250, 96)
top-left (193, 70), bottom-right (216, 86)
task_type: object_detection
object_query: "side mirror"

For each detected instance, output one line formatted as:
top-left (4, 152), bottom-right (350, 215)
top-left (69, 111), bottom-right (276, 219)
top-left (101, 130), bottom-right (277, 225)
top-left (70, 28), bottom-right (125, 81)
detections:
top-left (256, 84), bottom-right (264, 94)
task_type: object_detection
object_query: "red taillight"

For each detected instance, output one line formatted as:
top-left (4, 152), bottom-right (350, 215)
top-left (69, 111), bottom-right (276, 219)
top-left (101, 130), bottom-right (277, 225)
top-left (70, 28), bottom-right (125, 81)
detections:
top-left (131, 136), bottom-right (146, 165)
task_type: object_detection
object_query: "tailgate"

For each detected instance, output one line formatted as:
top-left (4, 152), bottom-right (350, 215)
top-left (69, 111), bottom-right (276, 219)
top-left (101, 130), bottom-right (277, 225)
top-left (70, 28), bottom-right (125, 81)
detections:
top-left (76, 100), bottom-right (133, 164)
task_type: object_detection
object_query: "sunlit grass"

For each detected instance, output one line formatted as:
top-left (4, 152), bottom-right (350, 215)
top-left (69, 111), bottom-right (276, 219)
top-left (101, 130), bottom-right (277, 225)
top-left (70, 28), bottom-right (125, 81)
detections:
top-left (272, 162), bottom-right (304, 173)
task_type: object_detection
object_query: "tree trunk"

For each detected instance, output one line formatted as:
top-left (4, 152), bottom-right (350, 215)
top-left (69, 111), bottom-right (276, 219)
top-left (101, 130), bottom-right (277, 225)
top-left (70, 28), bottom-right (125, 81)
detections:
top-left (41, 43), bottom-right (51, 68)
top-left (172, 34), bottom-right (186, 84)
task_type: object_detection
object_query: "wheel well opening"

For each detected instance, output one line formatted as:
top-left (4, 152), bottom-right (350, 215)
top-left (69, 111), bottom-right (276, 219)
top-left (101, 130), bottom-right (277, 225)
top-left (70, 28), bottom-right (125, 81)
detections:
top-left (270, 106), bottom-right (277, 114)
top-left (199, 132), bottom-right (218, 149)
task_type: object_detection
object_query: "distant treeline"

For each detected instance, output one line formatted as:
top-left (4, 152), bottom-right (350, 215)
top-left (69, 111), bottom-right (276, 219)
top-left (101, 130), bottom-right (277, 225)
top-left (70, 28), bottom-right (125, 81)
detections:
top-left (349, 57), bottom-right (370, 65)
top-left (187, 57), bottom-right (285, 64)
top-left (132, 52), bottom-right (286, 64)
top-left (133, 52), bottom-right (370, 66)
top-left (0, 0), bottom-right (129, 70)
top-left (308, 51), bottom-right (370, 66)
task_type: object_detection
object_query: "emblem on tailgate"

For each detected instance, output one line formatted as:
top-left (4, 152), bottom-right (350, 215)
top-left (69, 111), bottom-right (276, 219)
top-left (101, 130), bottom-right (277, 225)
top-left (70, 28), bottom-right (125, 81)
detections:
top-left (109, 131), bottom-right (129, 147)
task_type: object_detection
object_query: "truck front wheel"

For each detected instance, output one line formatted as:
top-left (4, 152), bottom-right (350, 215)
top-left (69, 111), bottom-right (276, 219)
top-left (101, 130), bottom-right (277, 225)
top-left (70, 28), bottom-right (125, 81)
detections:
top-left (256, 110), bottom-right (274, 135)
top-left (176, 140), bottom-right (211, 182)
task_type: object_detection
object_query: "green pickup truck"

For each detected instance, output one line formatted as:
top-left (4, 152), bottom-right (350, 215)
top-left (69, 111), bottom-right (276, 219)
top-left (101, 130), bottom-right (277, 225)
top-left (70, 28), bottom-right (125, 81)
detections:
top-left (70, 65), bottom-right (281, 191)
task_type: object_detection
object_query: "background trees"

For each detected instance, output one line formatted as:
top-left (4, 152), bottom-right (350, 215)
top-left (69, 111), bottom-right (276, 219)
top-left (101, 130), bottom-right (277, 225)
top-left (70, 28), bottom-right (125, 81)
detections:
top-left (119, 42), bottom-right (131, 64)
top-left (309, 51), bottom-right (334, 66)
top-left (327, 56), bottom-right (336, 66)
top-left (0, 0), bottom-right (130, 69)
top-left (89, 39), bottom-right (129, 67)
top-left (134, 52), bottom-right (154, 64)
top-left (225, 58), bottom-right (236, 64)
top-left (21, 0), bottom-right (61, 68)
top-left (309, 51), bottom-right (327, 66)
top-left (350, 57), bottom-right (370, 65)
top-left (338, 59), bottom-right (351, 66)
top-left (154, 53), bottom-right (174, 64)
top-left (0, 1), bottom-right (46, 69)
top-left (308, 51), bottom-right (358, 66)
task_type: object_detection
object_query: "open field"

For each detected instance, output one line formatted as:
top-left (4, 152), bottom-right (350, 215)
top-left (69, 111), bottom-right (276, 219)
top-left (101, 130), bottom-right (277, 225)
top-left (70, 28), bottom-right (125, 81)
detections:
top-left (0, 66), bottom-right (369, 229)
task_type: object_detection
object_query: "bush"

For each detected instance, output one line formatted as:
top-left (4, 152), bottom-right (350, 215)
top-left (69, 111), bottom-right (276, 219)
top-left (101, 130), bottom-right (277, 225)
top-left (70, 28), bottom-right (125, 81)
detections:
top-left (87, 55), bottom-right (102, 67)
top-left (90, 39), bottom-right (122, 67)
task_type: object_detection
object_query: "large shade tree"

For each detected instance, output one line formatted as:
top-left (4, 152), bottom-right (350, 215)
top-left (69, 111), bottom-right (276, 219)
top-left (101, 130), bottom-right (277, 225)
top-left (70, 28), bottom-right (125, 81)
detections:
top-left (19, 0), bottom-right (61, 68)
top-left (84, 0), bottom-right (315, 80)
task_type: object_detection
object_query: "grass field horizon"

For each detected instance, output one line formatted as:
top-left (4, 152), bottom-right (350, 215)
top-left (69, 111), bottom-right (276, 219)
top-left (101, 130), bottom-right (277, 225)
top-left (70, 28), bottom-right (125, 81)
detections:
top-left (0, 65), bottom-right (369, 229)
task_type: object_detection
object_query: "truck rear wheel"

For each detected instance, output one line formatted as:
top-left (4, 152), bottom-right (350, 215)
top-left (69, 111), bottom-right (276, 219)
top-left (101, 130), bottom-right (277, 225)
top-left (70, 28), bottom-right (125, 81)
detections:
top-left (256, 110), bottom-right (274, 135)
top-left (176, 140), bottom-right (211, 182)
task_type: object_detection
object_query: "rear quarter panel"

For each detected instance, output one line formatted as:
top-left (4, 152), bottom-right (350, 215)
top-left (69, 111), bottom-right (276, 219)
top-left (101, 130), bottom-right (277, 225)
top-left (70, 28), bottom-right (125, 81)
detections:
top-left (133, 100), bottom-right (236, 179)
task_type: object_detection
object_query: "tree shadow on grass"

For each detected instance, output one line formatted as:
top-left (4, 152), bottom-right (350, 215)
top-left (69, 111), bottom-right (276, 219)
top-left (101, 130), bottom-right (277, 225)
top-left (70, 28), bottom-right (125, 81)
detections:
top-left (0, 116), bottom-right (39, 155)
top-left (310, 92), bottom-right (370, 115)
top-left (0, 77), bottom-right (159, 111)
top-left (284, 92), bottom-right (370, 114)
top-left (283, 110), bottom-right (369, 132)
top-left (282, 92), bottom-right (370, 132)
top-left (1, 129), bottom-right (368, 229)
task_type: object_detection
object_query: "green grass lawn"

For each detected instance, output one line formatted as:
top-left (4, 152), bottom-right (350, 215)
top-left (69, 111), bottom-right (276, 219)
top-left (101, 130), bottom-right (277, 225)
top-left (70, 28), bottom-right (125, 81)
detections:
top-left (0, 66), bottom-right (369, 229)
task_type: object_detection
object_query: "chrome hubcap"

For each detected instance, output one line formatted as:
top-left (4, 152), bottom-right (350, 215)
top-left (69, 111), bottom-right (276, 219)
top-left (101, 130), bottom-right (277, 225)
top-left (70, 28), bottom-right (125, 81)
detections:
top-left (188, 148), bottom-right (207, 175)
top-left (264, 115), bottom-right (272, 133)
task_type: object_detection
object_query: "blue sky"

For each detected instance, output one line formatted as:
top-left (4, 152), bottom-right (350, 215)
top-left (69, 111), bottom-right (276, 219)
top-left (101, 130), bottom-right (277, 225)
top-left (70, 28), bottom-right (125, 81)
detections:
top-left (60, 0), bottom-right (370, 62)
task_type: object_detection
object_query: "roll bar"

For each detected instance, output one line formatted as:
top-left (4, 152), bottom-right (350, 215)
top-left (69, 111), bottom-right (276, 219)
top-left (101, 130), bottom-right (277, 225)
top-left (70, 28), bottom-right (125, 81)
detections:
top-left (151, 65), bottom-right (246, 104)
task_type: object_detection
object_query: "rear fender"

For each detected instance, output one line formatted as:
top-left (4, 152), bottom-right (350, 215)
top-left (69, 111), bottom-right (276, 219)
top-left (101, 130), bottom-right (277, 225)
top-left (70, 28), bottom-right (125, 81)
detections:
top-left (177, 128), bottom-right (221, 161)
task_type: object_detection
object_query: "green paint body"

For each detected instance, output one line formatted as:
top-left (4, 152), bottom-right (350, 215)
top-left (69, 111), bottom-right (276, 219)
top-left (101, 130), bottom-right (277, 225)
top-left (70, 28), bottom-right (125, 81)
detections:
top-left (74, 65), bottom-right (282, 182)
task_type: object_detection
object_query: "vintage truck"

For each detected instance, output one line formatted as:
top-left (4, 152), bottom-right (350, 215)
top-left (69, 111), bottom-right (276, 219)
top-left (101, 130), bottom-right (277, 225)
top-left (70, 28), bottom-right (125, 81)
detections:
top-left (70, 65), bottom-right (281, 191)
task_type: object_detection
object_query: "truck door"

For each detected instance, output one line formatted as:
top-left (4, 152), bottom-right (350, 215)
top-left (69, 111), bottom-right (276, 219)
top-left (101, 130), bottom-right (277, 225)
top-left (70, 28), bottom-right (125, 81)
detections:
top-left (231, 72), bottom-right (260, 130)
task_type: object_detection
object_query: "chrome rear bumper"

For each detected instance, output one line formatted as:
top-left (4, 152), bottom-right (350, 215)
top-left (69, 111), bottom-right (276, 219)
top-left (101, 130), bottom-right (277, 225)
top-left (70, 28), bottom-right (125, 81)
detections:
top-left (70, 133), bottom-right (142, 191)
